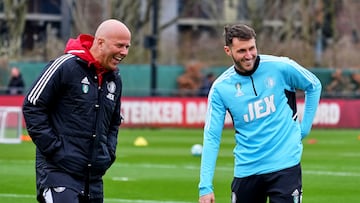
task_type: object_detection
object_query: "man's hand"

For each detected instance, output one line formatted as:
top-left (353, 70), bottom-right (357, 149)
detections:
top-left (199, 193), bottom-right (215, 203)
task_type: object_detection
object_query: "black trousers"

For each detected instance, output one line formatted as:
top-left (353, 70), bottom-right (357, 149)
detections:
top-left (39, 187), bottom-right (103, 203)
top-left (231, 164), bottom-right (302, 203)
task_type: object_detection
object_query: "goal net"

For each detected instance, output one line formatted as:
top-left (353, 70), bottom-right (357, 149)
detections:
top-left (0, 106), bottom-right (22, 144)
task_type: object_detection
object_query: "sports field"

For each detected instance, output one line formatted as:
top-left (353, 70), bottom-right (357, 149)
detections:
top-left (0, 128), bottom-right (359, 203)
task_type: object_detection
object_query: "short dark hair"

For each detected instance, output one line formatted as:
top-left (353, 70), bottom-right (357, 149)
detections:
top-left (224, 24), bottom-right (256, 46)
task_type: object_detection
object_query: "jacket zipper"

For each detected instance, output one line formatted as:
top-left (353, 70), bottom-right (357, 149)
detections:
top-left (250, 76), bottom-right (257, 96)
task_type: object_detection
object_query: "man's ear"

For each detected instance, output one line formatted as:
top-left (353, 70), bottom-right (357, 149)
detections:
top-left (96, 37), bottom-right (105, 47)
top-left (224, 46), bottom-right (231, 56)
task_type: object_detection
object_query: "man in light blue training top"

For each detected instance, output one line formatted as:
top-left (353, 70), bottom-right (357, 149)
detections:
top-left (198, 24), bottom-right (322, 203)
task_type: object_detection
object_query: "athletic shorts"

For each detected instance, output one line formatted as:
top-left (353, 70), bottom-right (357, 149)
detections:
top-left (231, 163), bottom-right (302, 203)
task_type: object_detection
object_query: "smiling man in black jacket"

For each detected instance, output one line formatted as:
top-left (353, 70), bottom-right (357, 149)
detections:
top-left (22, 19), bottom-right (131, 203)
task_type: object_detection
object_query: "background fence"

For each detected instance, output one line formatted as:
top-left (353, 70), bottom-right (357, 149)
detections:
top-left (1, 62), bottom-right (359, 97)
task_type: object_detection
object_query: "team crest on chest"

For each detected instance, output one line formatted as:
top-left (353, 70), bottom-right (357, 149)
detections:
top-left (107, 81), bottom-right (116, 93)
top-left (265, 77), bottom-right (275, 89)
top-left (106, 81), bottom-right (116, 101)
top-left (235, 82), bottom-right (244, 97)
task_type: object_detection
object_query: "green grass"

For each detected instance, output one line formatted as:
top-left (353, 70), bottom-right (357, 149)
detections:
top-left (0, 128), bottom-right (359, 202)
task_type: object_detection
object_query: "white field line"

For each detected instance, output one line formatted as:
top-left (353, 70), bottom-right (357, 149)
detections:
top-left (105, 199), bottom-right (193, 203)
top-left (304, 170), bottom-right (360, 177)
top-left (1, 160), bottom-right (359, 177)
top-left (114, 163), bottom-right (360, 177)
top-left (1, 165), bottom-right (359, 203)
top-left (1, 162), bottom-right (359, 202)
top-left (0, 193), bottom-right (193, 203)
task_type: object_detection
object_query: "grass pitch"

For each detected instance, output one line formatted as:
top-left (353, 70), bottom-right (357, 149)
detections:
top-left (0, 128), bottom-right (359, 202)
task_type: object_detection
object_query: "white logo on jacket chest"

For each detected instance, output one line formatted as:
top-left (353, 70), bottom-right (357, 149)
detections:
top-left (81, 77), bottom-right (90, 94)
top-left (243, 95), bottom-right (276, 122)
top-left (106, 81), bottom-right (116, 101)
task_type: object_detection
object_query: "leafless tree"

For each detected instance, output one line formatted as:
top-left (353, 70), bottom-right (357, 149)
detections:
top-left (2, 0), bottom-right (359, 68)
top-left (65, 0), bottom-right (105, 35)
top-left (1, 0), bottom-right (27, 60)
top-left (64, 0), bottom-right (182, 64)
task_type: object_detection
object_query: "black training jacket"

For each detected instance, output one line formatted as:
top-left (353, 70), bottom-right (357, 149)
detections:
top-left (22, 54), bottom-right (122, 198)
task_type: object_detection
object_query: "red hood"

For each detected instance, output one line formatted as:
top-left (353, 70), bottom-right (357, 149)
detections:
top-left (64, 34), bottom-right (108, 84)
top-left (64, 34), bottom-right (103, 69)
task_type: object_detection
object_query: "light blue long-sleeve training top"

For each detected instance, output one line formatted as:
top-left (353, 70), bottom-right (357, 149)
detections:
top-left (199, 54), bottom-right (322, 196)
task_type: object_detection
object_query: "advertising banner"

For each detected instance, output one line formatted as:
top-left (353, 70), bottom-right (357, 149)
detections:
top-left (0, 96), bottom-right (359, 128)
top-left (120, 97), bottom-right (358, 129)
